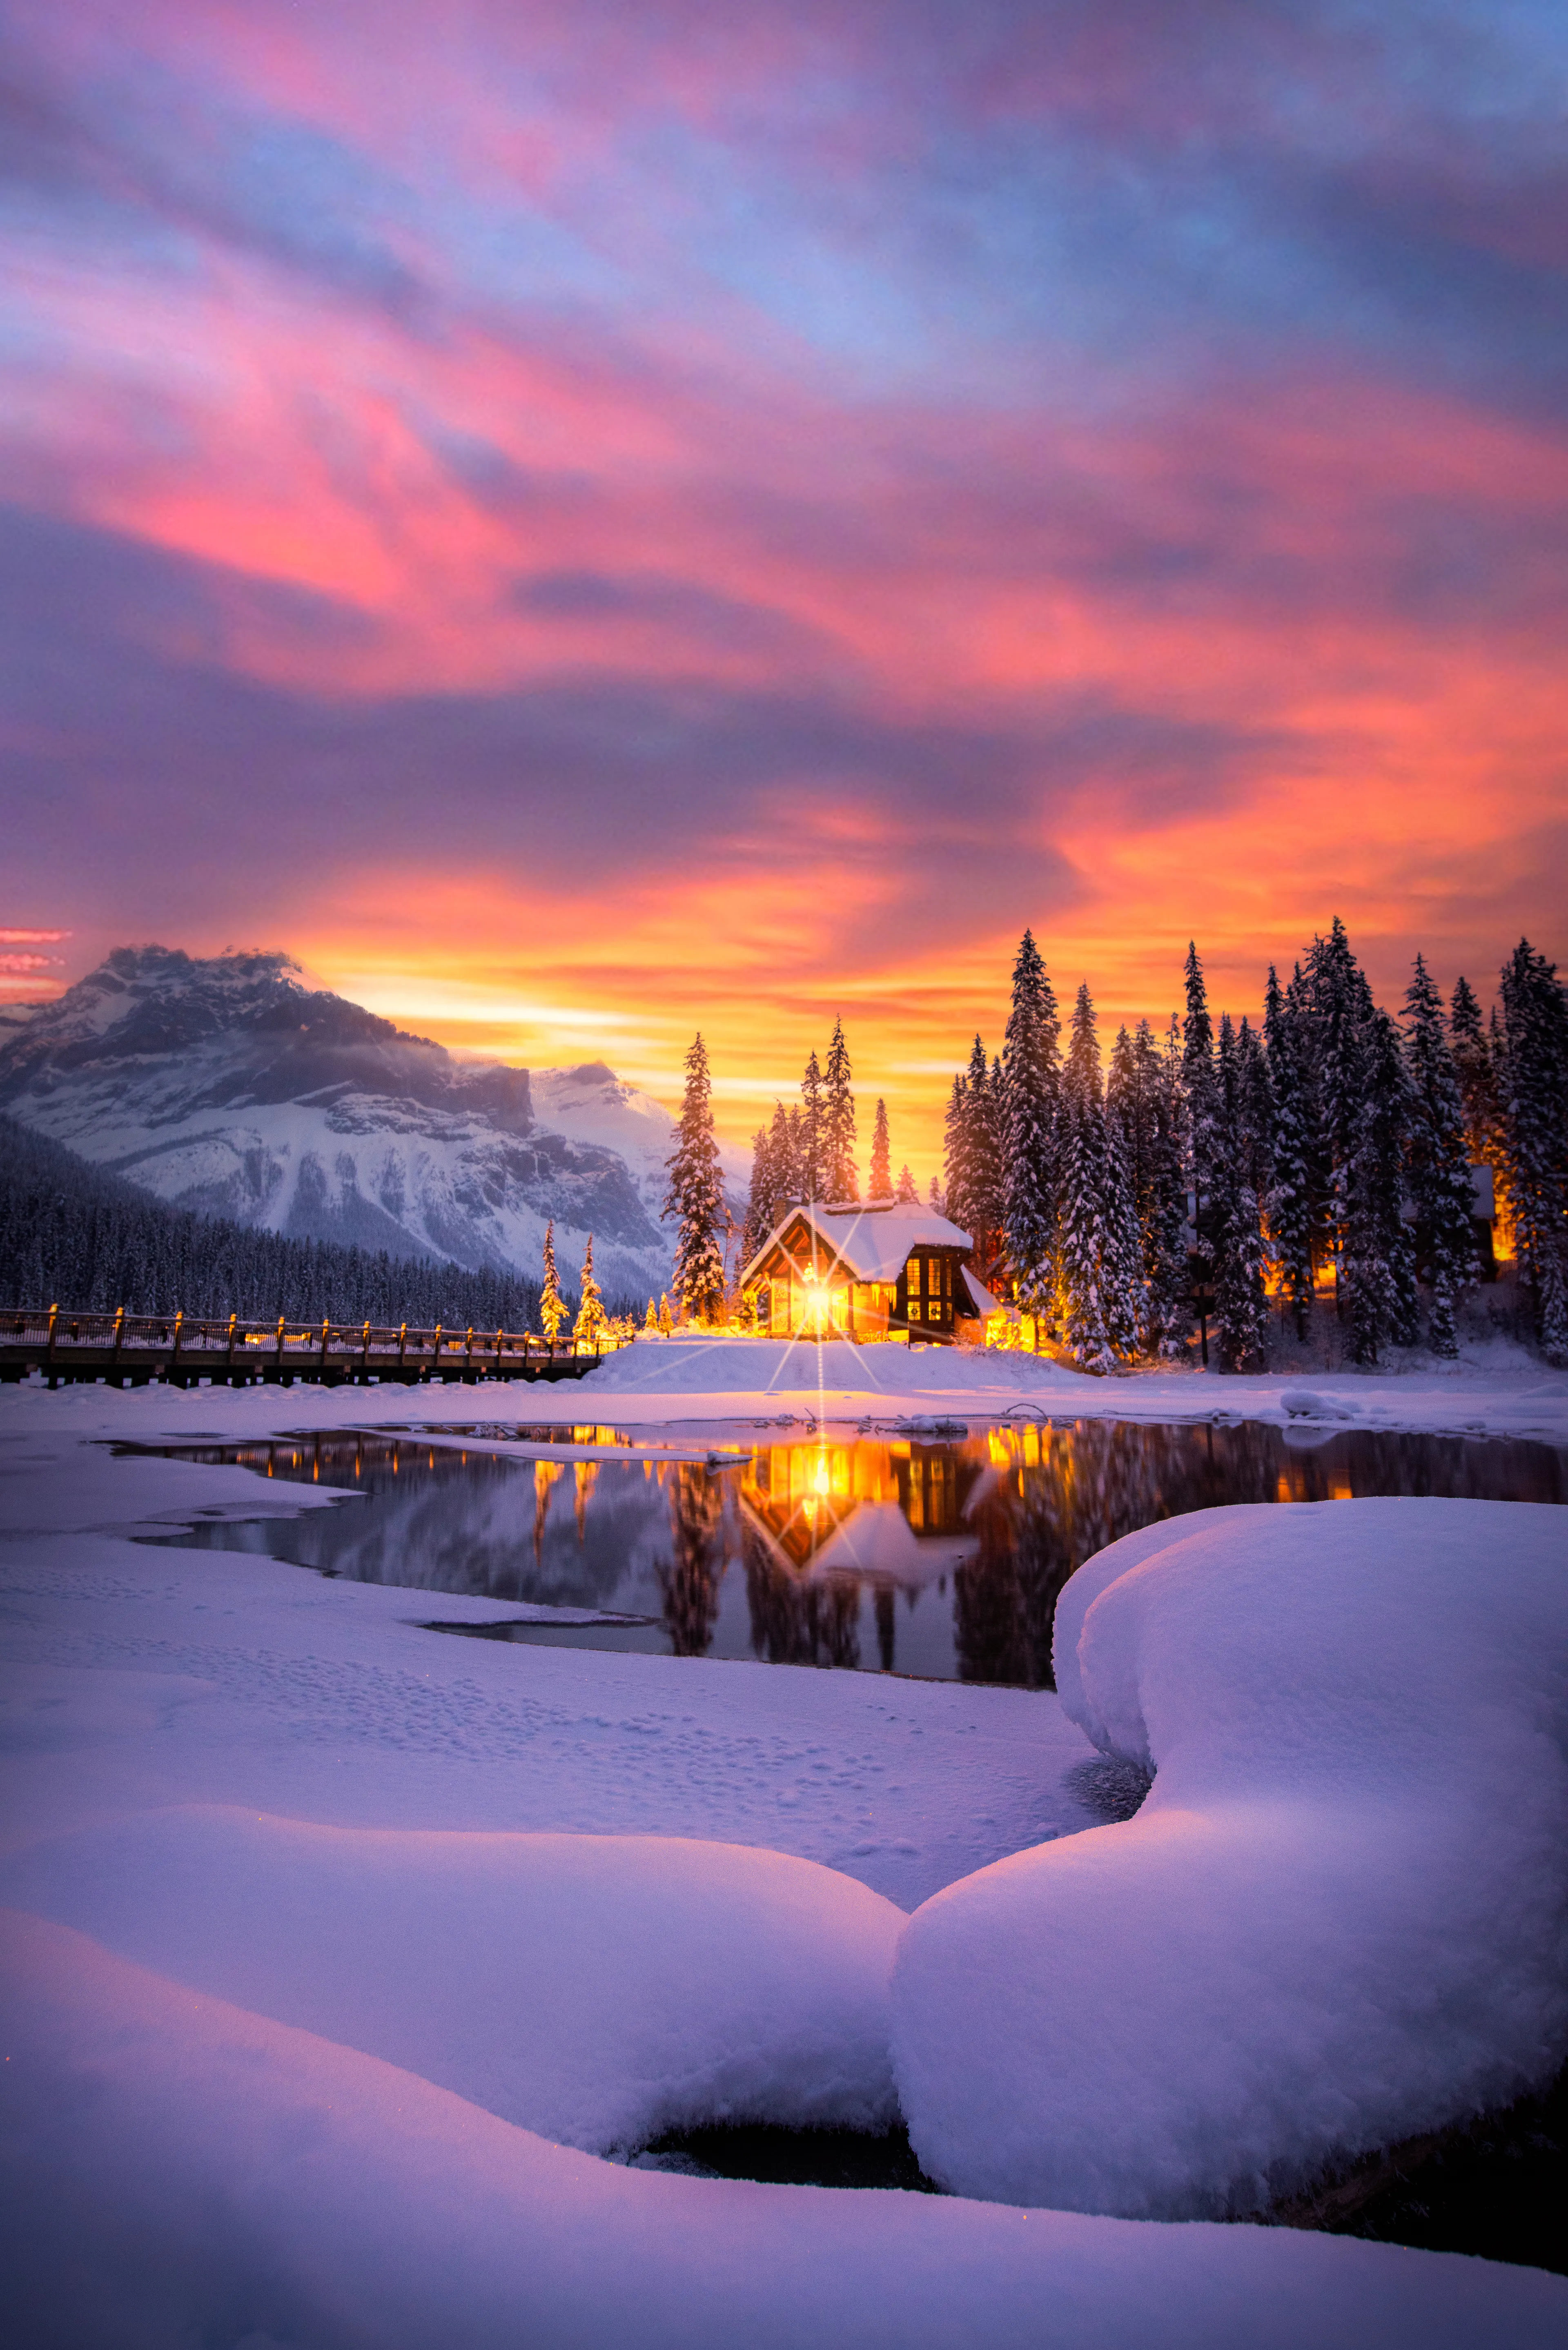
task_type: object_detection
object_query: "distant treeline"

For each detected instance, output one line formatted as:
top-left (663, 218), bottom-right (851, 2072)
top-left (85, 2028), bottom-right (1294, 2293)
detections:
top-left (0, 1117), bottom-right (551, 1328)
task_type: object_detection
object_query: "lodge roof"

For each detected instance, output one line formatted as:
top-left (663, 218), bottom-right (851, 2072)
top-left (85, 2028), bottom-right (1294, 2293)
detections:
top-left (739, 1198), bottom-right (973, 1287)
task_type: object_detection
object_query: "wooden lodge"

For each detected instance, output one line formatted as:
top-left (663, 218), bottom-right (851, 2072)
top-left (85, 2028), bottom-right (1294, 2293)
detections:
top-left (739, 1199), bottom-right (995, 1344)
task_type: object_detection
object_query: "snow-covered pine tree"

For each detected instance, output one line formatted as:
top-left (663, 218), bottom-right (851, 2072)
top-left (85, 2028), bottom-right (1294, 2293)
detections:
top-left (1181, 943), bottom-right (1221, 1333)
top-left (1057, 983), bottom-right (1118, 1372)
top-left (740, 1126), bottom-right (772, 1264)
top-left (1102, 1075), bottom-right (1148, 1357)
top-left (645, 1297), bottom-right (658, 1331)
top-left (1106, 1023), bottom-right (1159, 1353)
top-left (1209, 1013), bottom-right (1270, 1369)
top-left (658, 1291), bottom-right (674, 1335)
top-left (1499, 939), bottom-right (1568, 1361)
top-left (823, 1017), bottom-right (858, 1201)
top-left (1450, 977), bottom-right (1501, 1159)
top-left (799, 1051), bottom-right (826, 1200)
top-left (1264, 963), bottom-right (1314, 1340)
top-left (928, 1173), bottom-right (946, 1213)
top-left (869, 1098), bottom-right (892, 1199)
top-left (1450, 974), bottom-right (1510, 1253)
top-left (1303, 917), bottom-right (1373, 1307)
top-left (1237, 1013), bottom-right (1275, 1209)
top-left (1001, 930), bottom-right (1060, 1326)
top-left (662, 1032), bottom-right (727, 1326)
top-left (784, 1103), bottom-right (805, 1200)
top-left (539, 1220), bottom-right (565, 1340)
top-left (1106, 1026), bottom-right (1149, 1211)
top-left (1342, 1005), bottom-right (1418, 1363)
top-left (896, 1165), bottom-right (918, 1204)
top-left (1403, 954), bottom-right (1477, 1357)
top-left (1142, 1016), bottom-right (1192, 1354)
top-left (972, 1040), bottom-right (1010, 1275)
top-left (942, 1072), bottom-right (971, 1232)
top-left (573, 1236), bottom-right (606, 1344)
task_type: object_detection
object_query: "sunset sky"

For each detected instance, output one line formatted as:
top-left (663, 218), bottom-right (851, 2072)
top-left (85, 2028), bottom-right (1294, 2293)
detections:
top-left (4, 0), bottom-right (1566, 1174)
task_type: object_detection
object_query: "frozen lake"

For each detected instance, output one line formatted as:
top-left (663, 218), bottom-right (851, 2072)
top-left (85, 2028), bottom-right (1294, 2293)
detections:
top-left (140, 1417), bottom-right (1568, 1686)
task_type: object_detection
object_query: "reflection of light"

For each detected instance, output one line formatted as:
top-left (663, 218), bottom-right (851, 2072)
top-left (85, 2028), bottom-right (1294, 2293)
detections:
top-left (813, 1456), bottom-right (830, 1496)
top-left (803, 1494), bottom-right (818, 1522)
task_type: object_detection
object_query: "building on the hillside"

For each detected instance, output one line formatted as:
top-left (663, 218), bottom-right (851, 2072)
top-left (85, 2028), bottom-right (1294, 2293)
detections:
top-left (739, 1199), bottom-right (995, 1343)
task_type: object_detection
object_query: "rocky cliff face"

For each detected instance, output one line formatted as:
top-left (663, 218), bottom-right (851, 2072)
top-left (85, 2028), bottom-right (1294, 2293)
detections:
top-left (0, 947), bottom-right (677, 1301)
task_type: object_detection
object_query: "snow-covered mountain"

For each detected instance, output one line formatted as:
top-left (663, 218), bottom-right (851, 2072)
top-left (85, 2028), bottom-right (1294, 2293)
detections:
top-left (0, 947), bottom-right (734, 1302)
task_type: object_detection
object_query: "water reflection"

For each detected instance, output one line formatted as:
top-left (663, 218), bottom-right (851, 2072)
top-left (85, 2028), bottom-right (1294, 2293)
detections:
top-left (145, 1421), bottom-right (1566, 1688)
top-left (658, 1465), bottom-right (726, 1657)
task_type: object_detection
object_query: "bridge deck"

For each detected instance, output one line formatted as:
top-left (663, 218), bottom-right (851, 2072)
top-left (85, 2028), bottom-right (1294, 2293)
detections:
top-left (0, 1307), bottom-right (615, 1389)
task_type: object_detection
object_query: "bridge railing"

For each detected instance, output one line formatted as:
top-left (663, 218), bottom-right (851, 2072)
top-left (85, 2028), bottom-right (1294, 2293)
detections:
top-left (0, 1304), bottom-right (630, 1370)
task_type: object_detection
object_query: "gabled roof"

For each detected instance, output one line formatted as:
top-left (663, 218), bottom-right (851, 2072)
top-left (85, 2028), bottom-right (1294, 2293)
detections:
top-left (740, 1199), bottom-right (973, 1287)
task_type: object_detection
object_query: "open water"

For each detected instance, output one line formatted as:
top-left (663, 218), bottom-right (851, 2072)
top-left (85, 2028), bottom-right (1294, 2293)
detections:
top-left (146, 1416), bottom-right (1567, 1687)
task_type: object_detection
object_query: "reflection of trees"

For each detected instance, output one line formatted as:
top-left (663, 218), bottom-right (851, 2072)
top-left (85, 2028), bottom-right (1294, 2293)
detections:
top-left (955, 1420), bottom-right (1289, 1688)
top-left (874, 1585), bottom-right (896, 1673)
top-left (573, 1460), bottom-right (598, 1543)
top-left (741, 1524), bottom-right (862, 1669)
top-left (533, 1460), bottom-right (563, 1568)
top-left (656, 1464), bottom-right (727, 1657)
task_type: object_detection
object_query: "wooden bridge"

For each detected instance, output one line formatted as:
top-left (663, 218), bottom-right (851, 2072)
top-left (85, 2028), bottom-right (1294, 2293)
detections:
top-left (0, 1305), bottom-right (619, 1390)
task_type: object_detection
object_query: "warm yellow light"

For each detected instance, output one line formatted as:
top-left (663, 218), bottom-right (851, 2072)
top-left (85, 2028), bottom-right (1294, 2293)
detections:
top-left (813, 1456), bottom-right (830, 1496)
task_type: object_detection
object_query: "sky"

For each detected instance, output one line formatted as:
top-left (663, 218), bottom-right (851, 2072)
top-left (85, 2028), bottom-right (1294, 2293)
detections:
top-left (3, 0), bottom-right (1566, 1173)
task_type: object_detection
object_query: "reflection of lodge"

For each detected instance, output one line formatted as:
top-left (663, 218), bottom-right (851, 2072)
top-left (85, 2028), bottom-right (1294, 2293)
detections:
top-left (738, 1438), bottom-right (980, 1584)
top-left (739, 1202), bottom-right (996, 1343)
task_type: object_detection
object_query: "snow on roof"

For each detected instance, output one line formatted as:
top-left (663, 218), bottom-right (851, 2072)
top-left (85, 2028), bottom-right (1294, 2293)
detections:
top-left (959, 1269), bottom-right (1004, 1319)
top-left (742, 1200), bottom-right (972, 1287)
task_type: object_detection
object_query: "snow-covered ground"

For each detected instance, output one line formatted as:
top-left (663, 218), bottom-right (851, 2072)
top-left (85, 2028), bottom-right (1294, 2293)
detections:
top-left (2, 1363), bottom-right (1566, 2345)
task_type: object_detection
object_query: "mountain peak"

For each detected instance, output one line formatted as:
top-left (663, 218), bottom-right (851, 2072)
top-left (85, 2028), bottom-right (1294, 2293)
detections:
top-left (0, 941), bottom-right (672, 1296)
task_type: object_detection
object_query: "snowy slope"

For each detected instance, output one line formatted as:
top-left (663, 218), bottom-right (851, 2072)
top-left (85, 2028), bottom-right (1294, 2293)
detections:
top-left (0, 947), bottom-right (675, 1300)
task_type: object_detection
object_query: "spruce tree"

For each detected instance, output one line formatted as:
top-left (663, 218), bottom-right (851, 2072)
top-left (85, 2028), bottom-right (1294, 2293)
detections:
top-left (1499, 939), bottom-right (1568, 1360)
top-left (799, 1051), bottom-right (826, 1200)
top-left (784, 1104), bottom-right (805, 1200)
top-left (740, 1127), bottom-right (771, 1264)
top-left (1057, 983), bottom-right (1118, 1371)
top-left (823, 1017), bottom-right (858, 1201)
top-left (539, 1220), bottom-right (566, 1340)
top-left (971, 1040), bottom-right (1009, 1273)
top-left (1303, 917), bottom-right (1372, 1307)
top-left (1143, 1016), bottom-right (1192, 1354)
top-left (1403, 954), bottom-right (1477, 1356)
top-left (1102, 1079), bottom-right (1148, 1356)
top-left (645, 1296), bottom-right (658, 1331)
top-left (896, 1164), bottom-right (918, 1204)
top-left (573, 1236), bottom-right (606, 1344)
top-left (1001, 930), bottom-right (1060, 1325)
top-left (663, 1033), bottom-right (727, 1325)
top-left (1265, 964), bottom-right (1314, 1339)
top-left (942, 1072), bottom-right (972, 1234)
top-left (1181, 944), bottom-right (1220, 1341)
top-left (1209, 1013), bottom-right (1270, 1370)
top-left (1342, 1006), bottom-right (1418, 1362)
top-left (928, 1173), bottom-right (946, 1214)
top-left (1450, 974), bottom-right (1508, 1249)
top-left (869, 1098), bottom-right (892, 1199)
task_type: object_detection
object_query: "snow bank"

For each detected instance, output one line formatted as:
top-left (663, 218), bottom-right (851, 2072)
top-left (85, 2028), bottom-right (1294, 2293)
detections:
top-left (6, 1908), bottom-right (1563, 2350)
top-left (1, 1810), bottom-right (902, 2150)
top-left (581, 1332), bottom-right (1078, 1399)
top-left (893, 1500), bottom-right (1568, 2216)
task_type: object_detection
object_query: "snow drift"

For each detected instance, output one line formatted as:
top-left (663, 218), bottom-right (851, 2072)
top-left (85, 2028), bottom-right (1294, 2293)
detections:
top-left (0, 1813), bottom-right (903, 2151)
top-left (892, 1498), bottom-right (1568, 2216)
top-left (5, 1907), bottom-right (1563, 2350)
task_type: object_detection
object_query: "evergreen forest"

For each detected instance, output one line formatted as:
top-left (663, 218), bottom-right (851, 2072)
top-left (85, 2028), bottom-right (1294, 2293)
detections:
top-left (0, 1117), bottom-right (548, 1330)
